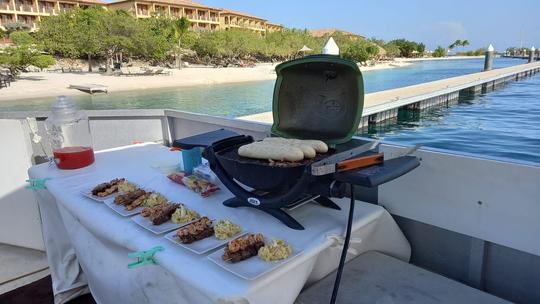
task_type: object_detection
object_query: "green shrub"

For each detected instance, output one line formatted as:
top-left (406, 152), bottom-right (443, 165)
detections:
top-left (32, 55), bottom-right (56, 70)
top-left (432, 46), bottom-right (446, 57)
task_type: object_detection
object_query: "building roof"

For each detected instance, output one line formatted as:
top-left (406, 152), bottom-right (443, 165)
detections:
top-left (108, 0), bottom-right (218, 10)
top-left (266, 22), bottom-right (283, 28)
top-left (219, 9), bottom-right (267, 21)
top-left (308, 28), bottom-right (364, 39)
top-left (79, 0), bottom-right (107, 4)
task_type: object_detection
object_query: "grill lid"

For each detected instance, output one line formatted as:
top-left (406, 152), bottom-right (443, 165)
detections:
top-left (271, 55), bottom-right (364, 145)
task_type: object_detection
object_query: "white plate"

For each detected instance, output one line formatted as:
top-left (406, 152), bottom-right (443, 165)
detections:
top-left (81, 189), bottom-right (115, 202)
top-left (81, 180), bottom-right (142, 202)
top-left (206, 240), bottom-right (303, 280)
top-left (131, 214), bottom-right (195, 235)
top-left (104, 198), bottom-right (142, 217)
top-left (165, 229), bottom-right (247, 255)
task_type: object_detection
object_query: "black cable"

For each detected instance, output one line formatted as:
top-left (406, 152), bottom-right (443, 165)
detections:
top-left (329, 184), bottom-right (355, 304)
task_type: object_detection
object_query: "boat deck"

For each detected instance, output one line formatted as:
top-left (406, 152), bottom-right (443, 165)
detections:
top-left (298, 251), bottom-right (511, 304)
top-left (0, 243), bottom-right (49, 294)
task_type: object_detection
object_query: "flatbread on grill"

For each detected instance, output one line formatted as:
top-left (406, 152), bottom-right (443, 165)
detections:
top-left (238, 142), bottom-right (304, 162)
top-left (263, 137), bottom-right (328, 154)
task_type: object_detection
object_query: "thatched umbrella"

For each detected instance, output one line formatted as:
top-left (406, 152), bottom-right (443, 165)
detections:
top-left (298, 45), bottom-right (313, 57)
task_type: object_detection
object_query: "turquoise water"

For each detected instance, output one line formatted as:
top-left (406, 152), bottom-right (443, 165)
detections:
top-left (0, 57), bottom-right (523, 117)
top-left (362, 73), bottom-right (540, 163)
top-left (3, 57), bottom-right (539, 163)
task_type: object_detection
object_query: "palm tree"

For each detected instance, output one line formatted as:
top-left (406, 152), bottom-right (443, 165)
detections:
top-left (461, 40), bottom-right (470, 53)
top-left (172, 17), bottom-right (190, 69)
top-left (448, 39), bottom-right (462, 51)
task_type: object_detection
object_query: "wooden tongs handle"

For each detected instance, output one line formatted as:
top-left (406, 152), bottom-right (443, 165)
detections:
top-left (336, 153), bottom-right (384, 172)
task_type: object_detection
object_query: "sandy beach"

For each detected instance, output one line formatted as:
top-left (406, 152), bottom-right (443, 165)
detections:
top-left (3, 57), bottom-right (492, 102)
top-left (0, 60), bottom-right (418, 102)
top-left (0, 64), bottom-right (280, 102)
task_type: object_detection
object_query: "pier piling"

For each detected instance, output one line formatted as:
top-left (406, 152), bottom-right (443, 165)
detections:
top-left (529, 47), bottom-right (536, 63)
top-left (484, 44), bottom-right (494, 71)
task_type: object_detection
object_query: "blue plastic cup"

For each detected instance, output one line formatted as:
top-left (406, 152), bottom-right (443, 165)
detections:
top-left (181, 148), bottom-right (202, 174)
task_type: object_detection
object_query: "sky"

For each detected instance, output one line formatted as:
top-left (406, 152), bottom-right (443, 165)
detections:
top-left (201, 0), bottom-right (539, 51)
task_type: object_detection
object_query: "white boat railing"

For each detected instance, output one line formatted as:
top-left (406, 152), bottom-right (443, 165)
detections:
top-left (0, 109), bottom-right (538, 258)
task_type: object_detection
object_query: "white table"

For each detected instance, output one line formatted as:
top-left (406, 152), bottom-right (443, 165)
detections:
top-left (29, 143), bottom-right (411, 304)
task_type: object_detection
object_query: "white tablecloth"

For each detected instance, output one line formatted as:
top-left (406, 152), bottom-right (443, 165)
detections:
top-left (29, 143), bottom-right (411, 304)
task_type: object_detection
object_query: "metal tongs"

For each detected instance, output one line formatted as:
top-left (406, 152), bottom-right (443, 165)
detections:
top-left (311, 141), bottom-right (421, 176)
top-left (311, 141), bottom-right (380, 176)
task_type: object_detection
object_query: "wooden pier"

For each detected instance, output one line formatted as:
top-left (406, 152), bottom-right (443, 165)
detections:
top-left (239, 61), bottom-right (540, 128)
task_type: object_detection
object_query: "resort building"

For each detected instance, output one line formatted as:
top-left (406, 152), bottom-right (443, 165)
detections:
top-left (107, 0), bottom-right (221, 31)
top-left (266, 22), bottom-right (283, 33)
top-left (0, 0), bottom-right (283, 33)
top-left (107, 0), bottom-right (283, 34)
top-left (0, 0), bottom-right (104, 30)
top-left (219, 9), bottom-right (267, 34)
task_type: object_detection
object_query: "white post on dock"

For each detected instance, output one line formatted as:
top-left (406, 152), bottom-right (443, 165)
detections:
top-left (484, 44), bottom-right (495, 71)
top-left (529, 46), bottom-right (535, 63)
top-left (322, 37), bottom-right (340, 55)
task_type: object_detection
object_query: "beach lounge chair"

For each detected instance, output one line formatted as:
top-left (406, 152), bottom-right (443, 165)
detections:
top-left (153, 68), bottom-right (171, 76)
top-left (0, 72), bottom-right (12, 88)
top-left (0, 76), bottom-right (8, 89)
top-left (118, 67), bottom-right (132, 76)
top-left (139, 69), bottom-right (153, 76)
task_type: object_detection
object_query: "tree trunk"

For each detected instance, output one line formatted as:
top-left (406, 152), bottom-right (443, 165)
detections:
top-left (177, 38), bottom-right (182, 70)
top-left (105, 55), bottom-right (113, 75)
top-left (87, 53), bottom-right (92, 72)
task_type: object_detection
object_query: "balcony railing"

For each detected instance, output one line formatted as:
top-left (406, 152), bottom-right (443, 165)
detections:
top-left (40, 6), bottom-right (54, 13)
top-left (17, 4), bottom-right (36, 12)
top-left (1, 18), bottom-right (14, 24)
top-left (17, 20), bottom-right (36, 28)
top-left (189, 15), bottom-right (217, 22)
top-left (137, 10), bottom-right (148, 16)
top-left (58, 5), bottom-right (74, 12)
top-left (0, 3), bottom-right (11, 10)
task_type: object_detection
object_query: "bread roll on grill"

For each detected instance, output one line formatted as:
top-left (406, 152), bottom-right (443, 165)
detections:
top-left (262, 138), bottom-right (316, 158)
top-left (263, 137), bottom-right (329, 154)
top-left (238, 142), bottom-right (304, 162)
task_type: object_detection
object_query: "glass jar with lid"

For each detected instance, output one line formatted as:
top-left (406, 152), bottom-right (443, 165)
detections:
top-left (45, 96), bottom-right (95, 169)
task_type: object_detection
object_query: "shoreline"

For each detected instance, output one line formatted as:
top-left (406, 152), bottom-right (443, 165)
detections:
top-left (0, 64), bottom-right (278, 102)
top-left (1, 56), bottom-right (487, 102)
top-left (397, 55), bottom-right (484, 62)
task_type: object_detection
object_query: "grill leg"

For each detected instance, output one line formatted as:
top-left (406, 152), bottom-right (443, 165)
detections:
top-left (314, 196), bottom-right (341, 210)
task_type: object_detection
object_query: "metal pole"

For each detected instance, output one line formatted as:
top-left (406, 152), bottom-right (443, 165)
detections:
top-left (484, 44), bottom-right (494, 71)
top-left (529, 46), bottom-right (535, 63)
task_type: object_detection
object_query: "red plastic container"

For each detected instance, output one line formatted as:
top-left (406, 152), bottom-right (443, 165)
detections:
top-left (53, 146), bottom-right (95, 170)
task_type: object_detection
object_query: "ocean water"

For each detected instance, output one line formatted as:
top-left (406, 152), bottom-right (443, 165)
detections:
top-left (2, 57), bottom-right (538, 163)
top-left (361, 73), bottom-right (540, 163)
top-left (1, 57), bottom-right (522, 116)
